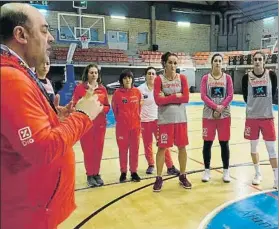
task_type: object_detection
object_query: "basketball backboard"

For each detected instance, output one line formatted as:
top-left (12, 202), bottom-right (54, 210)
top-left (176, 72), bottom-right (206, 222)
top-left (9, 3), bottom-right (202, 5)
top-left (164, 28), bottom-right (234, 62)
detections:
top-left (57, 13), bottom-right (106, 45)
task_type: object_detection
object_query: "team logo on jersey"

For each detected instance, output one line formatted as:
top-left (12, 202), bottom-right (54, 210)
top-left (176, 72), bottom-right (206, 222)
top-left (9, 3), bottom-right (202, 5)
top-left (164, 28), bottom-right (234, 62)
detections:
top-left (253, 86), bottom-right (267, 98)
top-left (160, 133), bottom-right (168, 144)
top-left (244, 127), bottom-right (251, 136)
top-left (211, 87), bottom-right (224, 98)
top-left (122, 98), bottom-right (128, 104)
top-left (18, 126), bottom-right (34, 146)
top-left (202, 128), bottom-right (208, 137)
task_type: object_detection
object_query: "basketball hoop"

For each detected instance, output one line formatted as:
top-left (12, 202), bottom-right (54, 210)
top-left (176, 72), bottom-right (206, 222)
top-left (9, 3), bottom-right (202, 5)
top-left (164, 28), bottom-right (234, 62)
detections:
top-left (79, 35), bottom-right (89, 49)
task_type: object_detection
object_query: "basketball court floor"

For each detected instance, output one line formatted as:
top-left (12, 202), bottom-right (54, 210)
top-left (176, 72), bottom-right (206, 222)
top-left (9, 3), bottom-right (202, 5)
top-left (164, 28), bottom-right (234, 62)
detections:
top-left (59, 94), bottom-right (278, 229)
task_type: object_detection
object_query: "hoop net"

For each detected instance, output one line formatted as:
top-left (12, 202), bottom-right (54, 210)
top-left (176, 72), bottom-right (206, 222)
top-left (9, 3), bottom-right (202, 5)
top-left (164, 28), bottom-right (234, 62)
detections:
top-left (80, 35), bottom-right (89, 49)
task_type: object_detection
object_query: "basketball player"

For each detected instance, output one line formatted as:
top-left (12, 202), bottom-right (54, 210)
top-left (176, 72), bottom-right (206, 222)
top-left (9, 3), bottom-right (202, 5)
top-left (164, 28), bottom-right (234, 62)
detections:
top-left (112, 69), bottom-right (142, 182)
top-left (242, 51), bottom-right (278, 189)
top-left (73, 64), bottom-right (110, 187)
top-left (138, 67), bottom-right (179, 175)
top-left (0, 3), bottom-right (103, 229)
top-left (153, 52), bottom-right (191, 192)
top-left (200, 53), bottom-right (234, 183)
top-left (36, 56), bottom-right (55, 102)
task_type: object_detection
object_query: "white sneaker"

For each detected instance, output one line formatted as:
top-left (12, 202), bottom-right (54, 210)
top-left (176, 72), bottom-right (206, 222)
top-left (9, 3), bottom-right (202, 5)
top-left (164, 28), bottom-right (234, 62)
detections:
top-left (223, 169), bottom-right (231, 183)
top-left (273, 179), bottom-right (278, 189)
top-left (252, 173), bottom-right (262, 185)
top-left (202, 169), bottom-right (211, 182)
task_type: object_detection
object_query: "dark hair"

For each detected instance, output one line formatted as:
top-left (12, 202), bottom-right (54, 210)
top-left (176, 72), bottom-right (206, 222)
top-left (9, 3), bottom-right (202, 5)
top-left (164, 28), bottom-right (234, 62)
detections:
top-left (119, 69), bottom-right (134, 86)
top-left (0, 10), bottom-right (30, 43)
top-left (81, 64), bottom-right (102, 84)
top-left (144, 66), bottom-right (156, 75)
top-left (211, 53), bottom-right (223, 65)
top-left (253, 51), bottom-right (266, 61)
top-left (161, 52), bottom-right (178, 68)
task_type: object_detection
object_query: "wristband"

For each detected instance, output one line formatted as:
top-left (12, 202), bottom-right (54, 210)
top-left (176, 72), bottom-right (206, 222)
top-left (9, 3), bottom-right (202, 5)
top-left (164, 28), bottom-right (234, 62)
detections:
top-left (76, 109), bottom-right (91, 119)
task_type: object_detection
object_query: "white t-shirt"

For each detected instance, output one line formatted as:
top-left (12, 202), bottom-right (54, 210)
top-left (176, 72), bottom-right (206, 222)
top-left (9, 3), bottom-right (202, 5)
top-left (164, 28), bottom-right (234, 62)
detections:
top-left (137, 83), bottom-right (158, 122)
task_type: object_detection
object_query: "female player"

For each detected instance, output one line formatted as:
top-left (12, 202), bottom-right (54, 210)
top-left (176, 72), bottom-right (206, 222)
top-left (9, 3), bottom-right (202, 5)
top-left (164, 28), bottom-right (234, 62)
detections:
top-left (153, 52), bottom-right (191, 192)
top-left (73, 64), bottom-right (110, 187)
top-left (112, 69), bottom-right (142, 182)
top-left (200, 53), bottom-right (234, 183)
top-left (36, 56), bottom-right (55, 102)
top-left (242, 51), bottom-right (278, 189)
top-left (138, 66), bottom-right (179, 175)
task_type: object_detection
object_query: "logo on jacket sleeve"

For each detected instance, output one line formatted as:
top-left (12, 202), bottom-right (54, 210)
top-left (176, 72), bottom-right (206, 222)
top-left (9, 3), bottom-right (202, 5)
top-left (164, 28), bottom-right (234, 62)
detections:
top-left (18, 126), bottom-right (34, 146)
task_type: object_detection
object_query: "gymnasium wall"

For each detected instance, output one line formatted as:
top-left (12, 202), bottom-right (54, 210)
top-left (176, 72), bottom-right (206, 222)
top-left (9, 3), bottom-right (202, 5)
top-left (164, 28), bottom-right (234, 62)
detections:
top-left (46, 10), bottom-right (211, 53)
top-left (44, 4), bottom-right (277, 95)
top-left (245, 16), bottom-right (278, 50)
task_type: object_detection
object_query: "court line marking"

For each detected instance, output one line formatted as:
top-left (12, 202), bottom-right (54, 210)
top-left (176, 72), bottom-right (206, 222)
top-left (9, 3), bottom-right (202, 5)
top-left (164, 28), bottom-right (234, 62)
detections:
top-left (75, 139), bottom-right (258, 164)
top-left (197, 189), bottom-right (278, 229)
top-left (74, 161), bottom-right (270, 191)
top-left (188, 156), bottom-right (277, 194)
top-left (106, 100), bottom-right (278, 128)
top-left (73, 163), bottom-right (274, 229)
top-left (74, 139), bottom-right (269, 190)
top-left (74, 140), bottom-right (261, 191)
top-left (73, 103), bottom-right (278, 227)
top-left (75, 160), bottom-right (270, 192)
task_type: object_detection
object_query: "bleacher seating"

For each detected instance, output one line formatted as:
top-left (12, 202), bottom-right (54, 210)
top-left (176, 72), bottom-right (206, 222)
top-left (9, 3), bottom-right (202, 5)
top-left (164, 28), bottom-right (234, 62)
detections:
top-left (51, 46), bottom-right (68, 61)
top-left (73, 48), bottom-right (128, 63)
top-left (50, 46), bottom-right (129, 64)
top-left (192, 48), bottom-right (275, 66)
top-left (50, 45), bottom-right (277, 67)
top-left (138, 50), bottom-right (193, 66)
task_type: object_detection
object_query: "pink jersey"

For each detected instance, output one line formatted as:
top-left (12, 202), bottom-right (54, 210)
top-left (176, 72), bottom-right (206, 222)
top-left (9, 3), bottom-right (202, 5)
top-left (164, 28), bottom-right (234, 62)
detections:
top-left (200, 73), bottom-right (234, 119)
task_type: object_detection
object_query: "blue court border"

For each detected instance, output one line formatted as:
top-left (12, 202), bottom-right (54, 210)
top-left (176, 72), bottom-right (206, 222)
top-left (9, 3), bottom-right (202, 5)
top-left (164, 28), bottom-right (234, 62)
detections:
top-left (106, 101), bottom-right (278, 128)
top-left (199, 190), bottom-right (278, 229)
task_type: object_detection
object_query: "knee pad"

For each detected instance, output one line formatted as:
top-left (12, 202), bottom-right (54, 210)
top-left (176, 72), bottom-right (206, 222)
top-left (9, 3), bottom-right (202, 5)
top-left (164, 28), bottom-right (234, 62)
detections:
top-left (250, 140), bottom-right (259, 154)
top-left (265, 141), bottom-right (277, 159)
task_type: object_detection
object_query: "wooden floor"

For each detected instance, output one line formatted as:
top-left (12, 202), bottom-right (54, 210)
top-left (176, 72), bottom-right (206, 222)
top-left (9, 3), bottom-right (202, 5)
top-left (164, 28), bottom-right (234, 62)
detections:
top-left (59, 94), bottom-right (278, 229)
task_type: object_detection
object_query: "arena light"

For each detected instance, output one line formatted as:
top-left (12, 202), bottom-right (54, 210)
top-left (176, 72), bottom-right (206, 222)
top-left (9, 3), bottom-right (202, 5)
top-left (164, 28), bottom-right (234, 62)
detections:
top-left (263, 17), bottom-right (274, 23)
top-left (30, 3), bottom-right (48, 15)
top-left (177, 21), bottom-right (190, 27)
top-left (111, 15), bottom-right (126, 20)
top-left (39, 9), bottom-right (48, 15)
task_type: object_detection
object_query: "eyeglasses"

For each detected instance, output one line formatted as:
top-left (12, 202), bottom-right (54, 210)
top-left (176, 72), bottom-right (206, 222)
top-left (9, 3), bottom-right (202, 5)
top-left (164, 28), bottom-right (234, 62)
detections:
top-left (254, 58), bottom-right (262, 62)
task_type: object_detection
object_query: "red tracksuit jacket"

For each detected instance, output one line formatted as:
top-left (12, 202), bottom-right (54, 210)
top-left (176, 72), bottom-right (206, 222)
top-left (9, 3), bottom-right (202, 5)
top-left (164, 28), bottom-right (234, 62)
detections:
top-left (112, 87), bottom-right (142, 129)
top-left (1, 53), bottom-right (92, 229)
top-left (72, 83), bottom-right (110, 123)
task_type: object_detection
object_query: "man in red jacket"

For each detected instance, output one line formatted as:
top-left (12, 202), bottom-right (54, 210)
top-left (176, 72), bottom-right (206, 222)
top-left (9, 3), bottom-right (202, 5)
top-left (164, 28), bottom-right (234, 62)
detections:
top-left (0, 3), bottom-right (103, 229)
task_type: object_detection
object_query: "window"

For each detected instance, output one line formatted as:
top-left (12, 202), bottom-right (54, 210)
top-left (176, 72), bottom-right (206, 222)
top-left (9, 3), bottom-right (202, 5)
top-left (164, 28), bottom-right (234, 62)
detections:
top-left (137, 32), bottom-right (148, 45)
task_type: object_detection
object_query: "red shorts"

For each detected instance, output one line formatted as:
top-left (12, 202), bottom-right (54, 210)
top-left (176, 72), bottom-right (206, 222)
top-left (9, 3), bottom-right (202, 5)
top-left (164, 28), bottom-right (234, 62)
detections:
top-left (244, 118), bottom-right (276, 141)
top-left (202, 117), bottom-right (231, 141)
top-left (157, 123), bottom-right (188, 148)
